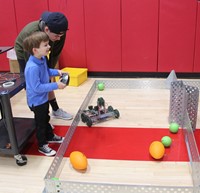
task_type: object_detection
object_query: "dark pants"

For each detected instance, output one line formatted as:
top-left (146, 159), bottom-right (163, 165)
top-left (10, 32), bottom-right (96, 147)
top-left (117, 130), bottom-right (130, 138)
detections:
top-left (30, 102), bottom-right (54, 147)
top-left (17, 59), bottom-right (26, 74)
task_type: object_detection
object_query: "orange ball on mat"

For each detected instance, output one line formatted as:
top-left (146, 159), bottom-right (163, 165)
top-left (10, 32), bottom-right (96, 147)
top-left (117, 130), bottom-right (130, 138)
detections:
top-left (149, 141), bottom-right (165, 160)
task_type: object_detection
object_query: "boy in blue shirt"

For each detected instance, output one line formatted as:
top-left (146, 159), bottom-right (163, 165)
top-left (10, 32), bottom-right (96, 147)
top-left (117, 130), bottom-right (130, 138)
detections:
top-left (23, 31), bottom-right (67, 156)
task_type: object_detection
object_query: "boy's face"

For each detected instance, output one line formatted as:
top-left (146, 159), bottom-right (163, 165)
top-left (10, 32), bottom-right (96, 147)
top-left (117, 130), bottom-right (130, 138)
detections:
top-left (35, 41), bottom-right (51, 57)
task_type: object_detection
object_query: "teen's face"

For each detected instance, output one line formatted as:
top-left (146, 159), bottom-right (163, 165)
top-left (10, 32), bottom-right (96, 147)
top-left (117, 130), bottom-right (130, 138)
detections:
top-left (48, 32), bottom-right (64, 41)
top-left (44, 27), bottom-right (64, 41)
top-left (36, 41), bottom-right (51, 57)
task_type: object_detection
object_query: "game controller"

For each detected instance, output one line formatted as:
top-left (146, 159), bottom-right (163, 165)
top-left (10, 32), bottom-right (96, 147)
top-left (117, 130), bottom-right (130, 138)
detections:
top-left (60, 73), bottom-right (70, 85)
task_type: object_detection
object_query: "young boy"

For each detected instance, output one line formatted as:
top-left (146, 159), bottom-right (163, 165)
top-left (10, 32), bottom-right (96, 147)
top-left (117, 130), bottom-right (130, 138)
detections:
top-left (23, 31), bottom-right (67, 156)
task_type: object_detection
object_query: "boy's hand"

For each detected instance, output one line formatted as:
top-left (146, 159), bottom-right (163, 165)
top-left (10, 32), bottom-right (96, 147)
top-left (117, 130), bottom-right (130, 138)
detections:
top-left (57, 70), bottom-right (62, 76)
top-left (58, 70), bottom-right (67, 76)
top-left (59, 72), bottom-right (70, 85)
top-left (57, 81), bottom-right (66, 89)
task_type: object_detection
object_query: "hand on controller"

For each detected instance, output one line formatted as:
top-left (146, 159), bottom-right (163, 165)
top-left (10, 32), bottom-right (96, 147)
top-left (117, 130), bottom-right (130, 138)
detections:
top-left (59, 73), bottom-right (70, 86)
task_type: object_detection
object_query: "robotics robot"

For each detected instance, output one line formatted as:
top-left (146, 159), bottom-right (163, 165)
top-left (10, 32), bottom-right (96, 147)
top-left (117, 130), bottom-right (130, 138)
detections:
top-left (81, 97), bottom-right (120, 127)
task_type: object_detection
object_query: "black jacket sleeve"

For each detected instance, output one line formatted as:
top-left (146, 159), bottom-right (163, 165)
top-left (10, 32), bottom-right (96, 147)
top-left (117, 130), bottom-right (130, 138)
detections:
top-left (48, 33), bottom-right (66, 68)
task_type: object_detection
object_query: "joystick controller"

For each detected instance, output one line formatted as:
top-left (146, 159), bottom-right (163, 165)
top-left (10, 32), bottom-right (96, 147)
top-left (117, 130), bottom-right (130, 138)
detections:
top-left (60, 73), bottom-right (70, 85)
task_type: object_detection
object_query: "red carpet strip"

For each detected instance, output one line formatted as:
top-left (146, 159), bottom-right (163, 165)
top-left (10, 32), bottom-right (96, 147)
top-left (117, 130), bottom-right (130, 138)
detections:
top-left (194, 129), bottom-right (200, 154)
top-left (22, 126), bottom-right (189, 161)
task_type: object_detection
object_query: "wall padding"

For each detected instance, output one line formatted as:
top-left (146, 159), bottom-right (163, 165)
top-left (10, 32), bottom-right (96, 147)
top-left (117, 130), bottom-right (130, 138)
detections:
top-left (158, 0), bottom-right (197, 72)
top-left (122, 0), bottom-right (159, 72)
top-left (84, 0), bottom-right (121, 72)
top-left (193, 2), bottom-right (200, 72)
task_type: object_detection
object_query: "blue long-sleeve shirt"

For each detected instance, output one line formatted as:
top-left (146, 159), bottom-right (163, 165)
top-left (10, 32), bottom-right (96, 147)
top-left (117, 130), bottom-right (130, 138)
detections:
top-left (25, 55), bottom-right (59, 107)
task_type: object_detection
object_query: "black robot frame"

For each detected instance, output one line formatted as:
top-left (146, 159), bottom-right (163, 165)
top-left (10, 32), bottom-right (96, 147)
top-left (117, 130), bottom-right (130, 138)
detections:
top-left (81, 97), bottom-right (120, 127)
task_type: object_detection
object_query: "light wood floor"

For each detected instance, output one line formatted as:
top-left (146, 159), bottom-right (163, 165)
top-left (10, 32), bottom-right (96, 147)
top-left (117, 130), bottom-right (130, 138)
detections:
top-left (0, 78), bottom-right (199, 193)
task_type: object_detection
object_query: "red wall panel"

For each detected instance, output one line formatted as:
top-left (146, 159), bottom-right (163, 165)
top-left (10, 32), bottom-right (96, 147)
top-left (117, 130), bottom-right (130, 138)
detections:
top-left (1, 0), bottom-right (198, 73)
top-left (0, 0), bottom-right (17, 45)
top-left (84, 0), bottom-right (121, 72)
top-left (49, 0), bottom-right (86, 69)
top-left (0, 0), bottom-right (18, 71)
top-left (14, 0), bottom-right (48, 33)
top-left (193, 2), bottom-right (200, 72)
top-left (0, 53), bottom-right (10, 71)
top-left (122, 0), bottom-right (159, 72)
top-left (158, 0), bottom-right (197, 72)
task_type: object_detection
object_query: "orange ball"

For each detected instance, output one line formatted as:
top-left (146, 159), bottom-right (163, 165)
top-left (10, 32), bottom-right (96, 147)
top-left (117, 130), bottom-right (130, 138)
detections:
top-left (69, 151), bottom-right (88, 170)
top-left (149, 141), bottom-right (165, 159)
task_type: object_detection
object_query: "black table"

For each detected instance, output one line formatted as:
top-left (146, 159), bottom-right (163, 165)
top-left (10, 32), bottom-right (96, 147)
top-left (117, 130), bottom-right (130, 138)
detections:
top-left (0, 46), bottom-right (13, 54)
top-left (0, 73), bottom-right (35, 166)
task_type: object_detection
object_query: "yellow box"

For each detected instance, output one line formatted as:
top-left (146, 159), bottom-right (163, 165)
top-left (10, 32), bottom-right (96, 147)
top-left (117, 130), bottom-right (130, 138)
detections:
top-left (56, 67), bottom-right (88, 87)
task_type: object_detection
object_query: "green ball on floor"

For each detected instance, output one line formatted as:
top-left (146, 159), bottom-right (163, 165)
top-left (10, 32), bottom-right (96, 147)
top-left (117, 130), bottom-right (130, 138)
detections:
top-left (169, 122), bottom-right (179, 133)
top-left (98, 83), bottom-right (105, 91)
top-left (161, 136), bottom-right (172, 147)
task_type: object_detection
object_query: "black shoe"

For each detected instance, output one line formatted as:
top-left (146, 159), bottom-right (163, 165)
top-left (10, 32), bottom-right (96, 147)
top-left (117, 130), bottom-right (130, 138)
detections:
top-left (38, 144), bottom-right (56, 156)
top-left (48, 134), bottom-right (64, 144)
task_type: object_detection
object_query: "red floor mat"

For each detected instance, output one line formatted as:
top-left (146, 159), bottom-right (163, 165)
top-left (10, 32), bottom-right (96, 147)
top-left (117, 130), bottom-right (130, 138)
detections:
top-left (194, 129), bottom-right (200, 154)
top-left (22, 126), bottom-right (189, 161)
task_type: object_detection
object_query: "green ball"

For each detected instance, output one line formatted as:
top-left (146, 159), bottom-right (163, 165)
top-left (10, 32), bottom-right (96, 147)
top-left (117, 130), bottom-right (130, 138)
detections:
top-left (161, 136), bottom-right (172, 147)
top-left (98, 83), bottom-right (105, 91)
top-left (169, 122), bottom-right (179, 133)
